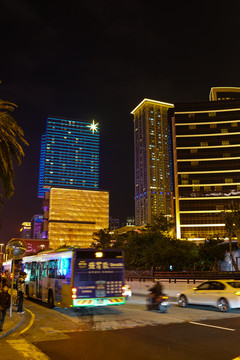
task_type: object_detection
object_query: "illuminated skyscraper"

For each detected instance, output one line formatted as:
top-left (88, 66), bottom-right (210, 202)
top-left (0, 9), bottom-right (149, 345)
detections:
top-left (38, 117), bottom-right (99, 198)
top-left (172, 96), bottom-right (240, 240)
top-left (131, 99), bottom-right (174, 226)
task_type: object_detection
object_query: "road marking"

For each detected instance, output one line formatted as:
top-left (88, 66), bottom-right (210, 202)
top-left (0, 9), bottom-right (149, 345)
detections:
top-left (6, 339), bottom-right (49, 359)
top-left (18, 308), bottom-right (35, 335)
top-left (189, 321), bottom-right (235, 331)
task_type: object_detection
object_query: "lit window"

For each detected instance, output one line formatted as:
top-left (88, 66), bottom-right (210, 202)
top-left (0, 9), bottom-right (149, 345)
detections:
top-left (221, 129), bottom-right (228, 133)
top-left (200, 142), bottom-right (208, 146)
top-left (225, 178), bottom-right (233, 183)
top-left (188, 113), bottom-right (195, 118)
top-left (222, 140), bottom-right (229, 145)
top-left (231, 122), bottom-right (238, 127)
top-left (193, 186), bottom-right (200, 192)
top-left (204, 186), bottom-right (211, 191)
top-left (208, 112), bottom-right (216, 117)
top-left (210, 124), bottom-right (217, 128)
top-left (191, 161), bottom-right (198, 166)
top-left (191, 149), bottom-right (198, 153)
top-left (189, 125), bottom-right (196, 129)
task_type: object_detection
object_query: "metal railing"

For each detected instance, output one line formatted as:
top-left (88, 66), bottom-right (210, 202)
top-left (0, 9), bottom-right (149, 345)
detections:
top-left (125, 270), bottom-right (240, 283)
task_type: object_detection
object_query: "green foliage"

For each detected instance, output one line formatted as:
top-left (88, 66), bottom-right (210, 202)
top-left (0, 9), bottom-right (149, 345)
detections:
top-left (93, 216), bottom-right (227, 271)
top-left (0, 99), bottom-right (28, 199)
top-left (123, 231), bottom-right (200, 270)
top-left (91, 228), bottom-right (112, 249)
top-left (197, 239), bottom-right (228, 271)
top-left (146, 214), bottom-right (175, 233)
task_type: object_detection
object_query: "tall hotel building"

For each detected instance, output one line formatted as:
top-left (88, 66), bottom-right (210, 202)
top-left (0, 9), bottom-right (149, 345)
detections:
top-left (38, 116), bottom-right (109, 248)
top-left (131, 99), bottom-right (174, 226)
top-left (38, 116), bottom-right (99, 198)
top-left (172, 88), bottom-right (240, 240)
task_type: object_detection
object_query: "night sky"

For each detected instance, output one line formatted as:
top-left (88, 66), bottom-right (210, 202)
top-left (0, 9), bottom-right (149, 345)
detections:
top-left (0, 0), bottom-right (240, 244)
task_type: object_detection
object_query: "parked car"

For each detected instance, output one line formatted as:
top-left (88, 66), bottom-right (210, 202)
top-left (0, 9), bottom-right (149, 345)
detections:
top-left (178, 280), bottom-right (240, 312)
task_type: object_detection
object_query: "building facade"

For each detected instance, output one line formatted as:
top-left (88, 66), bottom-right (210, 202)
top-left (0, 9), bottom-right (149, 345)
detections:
top-left (44, 188), bottom-right (109, 248)
top-left (209, 87), bottom-right (240, 101)
top-left (19, 222), bottom-right (31, 239)
top-left (31, 214), bottom-right (43, 239)
top-left (131, 98), bottom-right (174, 226)
top-left (172, 99), bottom-right (240, 240)
top-left (38, 117), bottom-right (99, 198)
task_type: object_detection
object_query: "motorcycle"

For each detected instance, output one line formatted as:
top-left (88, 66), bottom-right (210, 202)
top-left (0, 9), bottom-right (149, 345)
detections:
top-left (147, 293), bottom-right (170, 313)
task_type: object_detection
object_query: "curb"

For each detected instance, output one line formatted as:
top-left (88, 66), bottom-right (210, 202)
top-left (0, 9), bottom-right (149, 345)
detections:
top-left (0, 313), bottom-right (26, 340)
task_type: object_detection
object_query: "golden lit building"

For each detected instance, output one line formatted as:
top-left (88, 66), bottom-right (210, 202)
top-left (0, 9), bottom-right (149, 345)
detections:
top-left (209, 87), bottom-right (240, 101)
top-left (131, 98), bottom-right (174, 226)
top-left (44, 188), bottom-right (109, 248)
top-left (172, 96), bottom-right (240, 240)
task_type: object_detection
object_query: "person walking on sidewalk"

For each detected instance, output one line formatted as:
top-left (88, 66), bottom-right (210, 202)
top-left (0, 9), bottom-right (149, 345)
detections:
top-left (17, 271), bottom-right (27, 314)
top-left (0, 284), bottom-right (11, 332)
top-left (1, 270), bottom-right (10, 288)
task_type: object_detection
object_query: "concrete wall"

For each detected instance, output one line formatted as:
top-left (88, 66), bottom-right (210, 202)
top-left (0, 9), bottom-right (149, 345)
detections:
top-left (125, 279), bottom-right (203, 297)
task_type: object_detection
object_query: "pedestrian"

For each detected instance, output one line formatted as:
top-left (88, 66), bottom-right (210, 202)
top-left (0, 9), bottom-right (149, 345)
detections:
top-left (1, 270), bottom-right (10, 288)
top-left (17, 271), bottom-right (27, 314)
top-left (0, 283), bottom-right (10, 332)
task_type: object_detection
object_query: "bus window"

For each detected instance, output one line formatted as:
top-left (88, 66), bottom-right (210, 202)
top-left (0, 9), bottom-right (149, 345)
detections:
top-left (48, 260), bottom-right (57, 278)
top-left (57, 258), bottom-right (71, 280)
top-left (30, 262), bottom-right (37, 281)
top-left (42, 262), bottom-right (47, 278)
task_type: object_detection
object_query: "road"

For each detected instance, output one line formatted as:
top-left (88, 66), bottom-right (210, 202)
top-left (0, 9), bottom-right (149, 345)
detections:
top-left (2, 297), bottom-right (240, 360)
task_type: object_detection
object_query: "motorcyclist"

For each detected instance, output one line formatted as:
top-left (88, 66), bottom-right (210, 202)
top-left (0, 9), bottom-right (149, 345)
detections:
top-left (149, 281), bottom-right (163, 305)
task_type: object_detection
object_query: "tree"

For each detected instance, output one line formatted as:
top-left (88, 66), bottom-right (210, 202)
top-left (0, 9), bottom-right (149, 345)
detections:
top-left (222, 205), bottom-right (240, 271)
top-left (0, 99), bottom-right (28, 199)
top-left (147, 214), bottom-right (175, 234)
top-left (198, 239), bottom-right (227, 271)
top-left (91, 228), bottom-right (112, 249)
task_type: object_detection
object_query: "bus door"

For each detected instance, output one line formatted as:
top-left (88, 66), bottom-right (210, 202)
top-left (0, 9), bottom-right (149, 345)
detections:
top-left (36, 262), bottom-right (43, 299)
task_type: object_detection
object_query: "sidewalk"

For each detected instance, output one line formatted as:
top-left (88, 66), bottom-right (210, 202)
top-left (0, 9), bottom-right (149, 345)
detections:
top-left (0, 308), bottom-right (25, 339)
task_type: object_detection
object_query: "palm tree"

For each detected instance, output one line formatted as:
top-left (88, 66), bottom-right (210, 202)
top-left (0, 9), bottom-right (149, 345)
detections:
top-left (91, 228), bottom-right (112, 249)
top-left (0, 99), bottom-right (28, 199)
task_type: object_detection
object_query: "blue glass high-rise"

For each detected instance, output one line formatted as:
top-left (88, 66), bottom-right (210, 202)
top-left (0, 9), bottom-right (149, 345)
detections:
top-left (38, 116), bottom-right (99, 198)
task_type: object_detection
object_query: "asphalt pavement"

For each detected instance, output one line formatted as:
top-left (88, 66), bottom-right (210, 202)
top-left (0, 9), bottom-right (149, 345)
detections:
top-left (2, 295), bottom-right (240, 360)
top-left (0, 307), bottom-right (25, 340)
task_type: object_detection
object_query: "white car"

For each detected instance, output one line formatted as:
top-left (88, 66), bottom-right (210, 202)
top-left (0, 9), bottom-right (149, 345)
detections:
top-left (178, 280), bottom-right (240, 312)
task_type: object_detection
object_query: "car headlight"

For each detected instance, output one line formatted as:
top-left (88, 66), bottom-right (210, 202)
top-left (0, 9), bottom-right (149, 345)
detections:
top-left (235, 291), bottom-right (240, 296)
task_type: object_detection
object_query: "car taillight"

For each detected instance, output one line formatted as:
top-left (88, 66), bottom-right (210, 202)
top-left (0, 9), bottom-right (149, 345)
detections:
top-left (162, 296), bottom-right (169, 300)
top-left (72, 287), bottom-right (77, 299)
top-left (235, 291), bottom-right (240, 296)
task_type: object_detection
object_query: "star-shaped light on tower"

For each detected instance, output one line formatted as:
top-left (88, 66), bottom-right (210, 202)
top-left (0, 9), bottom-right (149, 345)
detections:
top-left (87, 120), bottom-right (98, 134)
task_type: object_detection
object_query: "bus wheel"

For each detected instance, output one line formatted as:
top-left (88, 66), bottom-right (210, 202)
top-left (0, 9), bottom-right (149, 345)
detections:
top-left (48, 290), bottom-right (54, 309)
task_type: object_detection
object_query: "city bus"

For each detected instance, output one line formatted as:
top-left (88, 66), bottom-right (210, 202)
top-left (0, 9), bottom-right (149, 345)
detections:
top-left (22, 247), bottom-right (126, 308)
